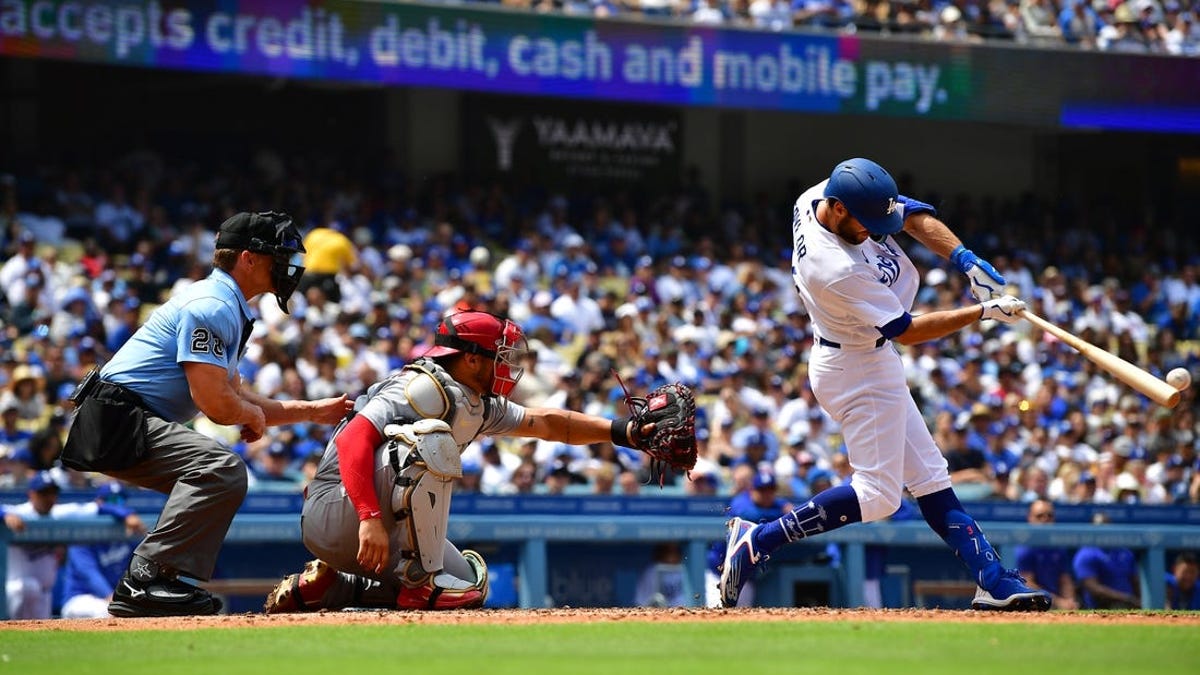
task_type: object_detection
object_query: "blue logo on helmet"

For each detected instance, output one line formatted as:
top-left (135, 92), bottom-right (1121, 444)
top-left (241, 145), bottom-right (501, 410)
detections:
top-left (823, 158), bottom-right (903, 236)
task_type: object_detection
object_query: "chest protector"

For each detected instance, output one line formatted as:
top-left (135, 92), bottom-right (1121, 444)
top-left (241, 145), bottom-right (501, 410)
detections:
top-left (379, 358), bottom-right (491, 587)
top-left (400, 358), bottom-right (491, 447)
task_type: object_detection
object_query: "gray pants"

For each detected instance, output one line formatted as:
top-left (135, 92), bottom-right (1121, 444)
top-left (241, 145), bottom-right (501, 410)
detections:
top-left (301, 477), bottom-right (473, 607)
top-left (108, 415), bottom-right (248, 580)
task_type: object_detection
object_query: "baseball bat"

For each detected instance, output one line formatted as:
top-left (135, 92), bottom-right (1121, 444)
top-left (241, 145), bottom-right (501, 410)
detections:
top-left (1019, 309), bottom-right (1179, 409)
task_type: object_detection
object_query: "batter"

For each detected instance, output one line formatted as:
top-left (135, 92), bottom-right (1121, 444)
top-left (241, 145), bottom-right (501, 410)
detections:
top-left (718, 157), bottom-right (1049, 611)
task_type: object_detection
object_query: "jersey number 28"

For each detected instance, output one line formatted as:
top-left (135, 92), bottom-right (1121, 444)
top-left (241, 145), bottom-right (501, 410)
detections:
top-left (190, 327), bottom-right (226, 358)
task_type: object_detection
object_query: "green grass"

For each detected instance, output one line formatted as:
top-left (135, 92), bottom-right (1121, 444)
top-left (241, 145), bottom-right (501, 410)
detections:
top-left (2, 621), bottom-right (1196, 675)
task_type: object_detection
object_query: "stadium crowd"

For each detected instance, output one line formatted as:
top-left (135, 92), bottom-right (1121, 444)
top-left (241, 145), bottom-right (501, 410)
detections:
top-left (482, 0), bottom-right (1200, 55)
top-left (0, 146), bottom-right (1198, 512)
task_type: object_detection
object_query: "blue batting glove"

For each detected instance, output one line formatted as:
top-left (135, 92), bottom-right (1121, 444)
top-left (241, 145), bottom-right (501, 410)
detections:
top-left (950, 245), bottom-right (1006, 302)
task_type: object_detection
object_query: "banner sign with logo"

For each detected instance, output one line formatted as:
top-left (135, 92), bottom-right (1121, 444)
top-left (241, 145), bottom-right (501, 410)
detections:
top-left (1, 1), bottom-right (1197, 128)
top-left (463, 95), bottom-right (681, 189)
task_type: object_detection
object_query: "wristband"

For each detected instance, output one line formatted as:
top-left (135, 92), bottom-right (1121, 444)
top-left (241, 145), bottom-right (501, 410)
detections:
top-left (950, 245), bottom-right (971, 272)
top-left (611, 417), bottom-right (631, 447)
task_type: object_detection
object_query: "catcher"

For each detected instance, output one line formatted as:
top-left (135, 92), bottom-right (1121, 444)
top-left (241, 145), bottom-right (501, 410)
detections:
top-left (265, 310), bottom-right (696, 612)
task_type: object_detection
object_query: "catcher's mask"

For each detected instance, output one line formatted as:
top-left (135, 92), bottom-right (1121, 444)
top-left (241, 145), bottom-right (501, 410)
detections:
top-left (216, 211), bottom-right (306, 313)
top-left (425, 311), bottom-right (529, 397)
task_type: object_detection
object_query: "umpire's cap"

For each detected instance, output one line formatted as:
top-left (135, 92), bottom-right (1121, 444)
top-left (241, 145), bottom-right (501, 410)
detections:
top-left (216, 211), bottom-right (304, 256)
top-left (823, 158), bottom-right (903, 237)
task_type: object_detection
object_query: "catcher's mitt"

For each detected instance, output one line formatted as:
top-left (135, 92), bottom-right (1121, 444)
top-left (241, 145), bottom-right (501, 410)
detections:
top-left (614, 381), bottom-right (698, 477)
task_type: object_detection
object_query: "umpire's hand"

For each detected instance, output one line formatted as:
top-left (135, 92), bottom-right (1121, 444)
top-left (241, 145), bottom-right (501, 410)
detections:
top-left (310, 394), bottom-right (356, 426)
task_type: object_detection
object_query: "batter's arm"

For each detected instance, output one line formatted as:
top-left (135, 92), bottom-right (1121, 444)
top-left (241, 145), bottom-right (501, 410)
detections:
top-left (891, 305), bottom-right (987, 346)
top-left (901, 211), bottom-right (962, 260)
top-left (904, 208), bottom-right (1006, 301)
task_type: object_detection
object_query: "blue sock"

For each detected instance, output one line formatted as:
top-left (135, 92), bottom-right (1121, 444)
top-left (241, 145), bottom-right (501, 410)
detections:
top-left (754, 485), bottom-right (862, 556)
top-left (917, 488), bottom-right (1003, 589)
top-left (916, 487), bottom-right (962, 539)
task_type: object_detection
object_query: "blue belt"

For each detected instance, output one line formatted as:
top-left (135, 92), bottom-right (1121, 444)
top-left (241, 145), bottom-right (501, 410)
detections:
top-left (817, 336), bottom-right (887, 349)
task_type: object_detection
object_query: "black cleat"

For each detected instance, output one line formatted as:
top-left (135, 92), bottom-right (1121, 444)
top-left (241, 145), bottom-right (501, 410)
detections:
top-left (108, 555), bottom-right (221, 617)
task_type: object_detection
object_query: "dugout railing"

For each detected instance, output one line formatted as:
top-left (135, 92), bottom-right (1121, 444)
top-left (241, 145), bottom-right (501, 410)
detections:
top-left (3, 493), bottom-right (1199, 618)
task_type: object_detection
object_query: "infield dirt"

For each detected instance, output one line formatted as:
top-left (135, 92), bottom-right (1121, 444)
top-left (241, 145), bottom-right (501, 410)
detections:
top-left (4, 607), bottom-right (1198, 631)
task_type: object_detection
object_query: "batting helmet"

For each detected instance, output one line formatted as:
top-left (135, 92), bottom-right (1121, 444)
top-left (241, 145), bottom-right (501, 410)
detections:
top-left (425, 311), bottom-right (529, 398)
top-left (216, 211), bottom-right (307, 313)
top-left (823, 158), bottom-right (903, 237)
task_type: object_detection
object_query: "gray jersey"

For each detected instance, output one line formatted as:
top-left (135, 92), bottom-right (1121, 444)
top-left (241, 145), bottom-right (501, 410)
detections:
top-left (313, 358), bottom-right (525, 483)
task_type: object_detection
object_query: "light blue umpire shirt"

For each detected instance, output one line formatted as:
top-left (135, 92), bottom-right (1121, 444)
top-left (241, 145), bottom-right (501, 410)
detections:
top-left (101, 269), bottom-right (254, 423)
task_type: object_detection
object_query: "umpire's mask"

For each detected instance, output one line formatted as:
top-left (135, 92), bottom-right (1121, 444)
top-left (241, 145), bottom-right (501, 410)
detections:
top-left (217, 211), bottom-right (307, 313)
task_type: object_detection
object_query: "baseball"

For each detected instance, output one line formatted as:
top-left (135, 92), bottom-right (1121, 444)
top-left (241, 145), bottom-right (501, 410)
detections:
top-left (1166, 368), bottom-right (1191, 391)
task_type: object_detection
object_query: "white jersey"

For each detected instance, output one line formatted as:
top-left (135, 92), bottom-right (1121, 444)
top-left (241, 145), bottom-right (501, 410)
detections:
top-left (790, 180), bottom-right (920, 347)
top-left (5, 500), bottom-right (103, 620)
top-left (792, 180), bottom-right (953, 522)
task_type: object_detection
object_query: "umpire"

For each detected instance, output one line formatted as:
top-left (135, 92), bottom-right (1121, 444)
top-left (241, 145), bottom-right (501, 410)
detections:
top-left (61, 211), bottom-right (354, 617)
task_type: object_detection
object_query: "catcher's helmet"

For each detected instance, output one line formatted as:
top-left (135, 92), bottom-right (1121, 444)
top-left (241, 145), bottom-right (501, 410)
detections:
top-left (823, 158), bottom-right (902, 237)
top-left (425, 311), bottom-right (529, 397)
top-left (216, 211), bottom-right (306, 313)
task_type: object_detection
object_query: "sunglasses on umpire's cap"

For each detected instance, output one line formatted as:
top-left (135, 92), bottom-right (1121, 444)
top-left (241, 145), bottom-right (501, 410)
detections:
top-left (216, 211), bottom-right (307, 313)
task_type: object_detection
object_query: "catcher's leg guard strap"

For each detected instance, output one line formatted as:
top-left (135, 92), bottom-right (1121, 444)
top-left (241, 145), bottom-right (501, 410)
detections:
top-left (392, 463), bottom-right (453, 584)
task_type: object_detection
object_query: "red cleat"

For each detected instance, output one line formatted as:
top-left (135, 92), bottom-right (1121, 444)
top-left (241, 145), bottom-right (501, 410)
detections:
top-left (396, 573), bottom-right (484, 610)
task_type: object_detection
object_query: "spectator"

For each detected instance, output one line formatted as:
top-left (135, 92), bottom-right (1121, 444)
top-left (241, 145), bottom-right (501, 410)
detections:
top-left (1059, 0), bottom-right (1102, 46)
top-left (4, 364), bottom-right (49, 432)
top-left (456, 460), bottom-right (483, 494)
top-left (693, 0), bottom-right (729, 23)
top-left (1165, 551), bottom-right (1199, 610)
top-left (59, 482), bottom-right (148, 618)
top-left (252, 441), bottom-right (306, 490)
top-left (634, 542), bottom-right (689, 607)
top-left (1163, 9), bottom-right (1199, 54)
top-left (0, 232), bottom-right (40, 305)
top-left (705, 470), bottom-right (792, 607)
top-left (299, 220), bottom-right (357, 304)
top-left (1021, 0), bottom-right (1065, 42)
top-left (1013, 499), bottom-right (1079, 609)
top-left (618, 469), bottom-right (642, 496)
top-left (1073, 514), bottom-right (1142, 609)
top-left (749, 0), bottom-right (793, 30)
top-left (92, 183), bottom-right (144, 253)
top-left (943, 416), bottom-right (993, 499)
top-left (2, 472), bottom-right (141, 619)
top-left (1099, 2), bottom-right (1151, 50)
